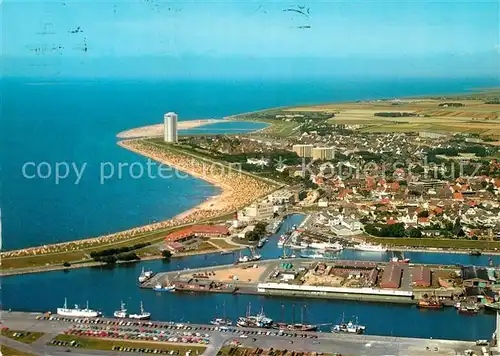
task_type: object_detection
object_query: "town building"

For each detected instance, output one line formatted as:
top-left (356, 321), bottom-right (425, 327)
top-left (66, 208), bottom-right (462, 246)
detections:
top-left (164, 224), bottom-right (228, 252)
top-left (412, 266), bottom-right (431, 287)
top-left (312, 147), bottom-right (335, 160)
top-left (292, 144), bottom-right (314, 158)
top-left (268, 189), bottom-right (295, 205)
top-left (380, 263), bottom-right (403, 289)
top-left (164, 112), bottom-right (178, 143)
top-left (240, 201), bottom-right (275, 221)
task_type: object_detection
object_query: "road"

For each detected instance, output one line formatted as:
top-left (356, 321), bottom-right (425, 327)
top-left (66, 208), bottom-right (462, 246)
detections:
top-left (0, 311), bottom-right (482, 356)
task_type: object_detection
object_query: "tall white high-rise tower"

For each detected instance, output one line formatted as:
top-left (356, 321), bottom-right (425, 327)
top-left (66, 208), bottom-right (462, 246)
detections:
top-left (164, 112), bottom-right (178, 143)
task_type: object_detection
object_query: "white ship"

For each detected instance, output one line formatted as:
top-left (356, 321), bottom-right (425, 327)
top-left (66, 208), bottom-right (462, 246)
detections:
top-left (354, 242), bottom-right (387, 252)
top-left (129, 301), bottom-right (151, 320)
top-left (309, 242), bottom-right (343, 252)
top-left (113, 301), bottom-right (128, 318)
top-left (138, 267), bottom-right (154, 283)
top-left (57, 298), bottom-right (101, 318)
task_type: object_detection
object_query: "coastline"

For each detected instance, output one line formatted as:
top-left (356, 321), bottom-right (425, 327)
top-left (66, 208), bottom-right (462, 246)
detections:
top-left (0, 245), bottom-right (244, 277)
top-left (0, 139), bottom-right (276, 260)
top-left (116, 119), bottom-right (226, 139)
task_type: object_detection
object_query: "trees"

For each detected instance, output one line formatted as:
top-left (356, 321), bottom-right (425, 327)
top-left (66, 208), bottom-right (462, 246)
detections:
top-left (408, 228), bottom-right (422, 238)
top-left (161, 250), bottom-right (172, 259)
top-left (63, 261), bottom-right (71, 268)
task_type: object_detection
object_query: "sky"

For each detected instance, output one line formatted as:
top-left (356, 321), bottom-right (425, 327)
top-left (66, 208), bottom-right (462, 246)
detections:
top-left (2, 0), bottom-right (499, 78)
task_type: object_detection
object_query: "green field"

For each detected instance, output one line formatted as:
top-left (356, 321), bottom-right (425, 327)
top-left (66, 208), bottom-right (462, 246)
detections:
top-left (0, 330), bottom-right (44, 344)
top-left (0, 345), bottom-right (35, 356)
top-left (51, 334), bottom-right (206, 354)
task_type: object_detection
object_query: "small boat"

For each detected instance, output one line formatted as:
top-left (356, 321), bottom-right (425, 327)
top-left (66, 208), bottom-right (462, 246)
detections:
top-left (237, 304), bottom-right (273, 328)
top-left (257, 237), bottom-right (267, 248)
top-left (417, 297), bottom-right (443, 309)
top-left (391, 252), bottom-right (410, 263)
top-left (153, 283), bottom-right (175, 292)
top-left (332, 314), bottom-right (365, 334)
top-left (129, 301), bottom-right (151, 320)
top-left (458, 304), bottom-right (480, 315)
top-left (210, 301), bottom-right (232, 326)
top-left (113, 301), bottom-right (128, 318)
top-left (469, 250), bottom-right (482, 256)
top-left (238, 247), bottom-right (261, 263)
top-left (138, 267), bottom-right (154, 284)
top-left (153, 276), bottom-right (175, 292)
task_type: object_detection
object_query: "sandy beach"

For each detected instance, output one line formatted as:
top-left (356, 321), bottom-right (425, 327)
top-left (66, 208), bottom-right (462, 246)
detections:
top-left (116, 119), bottom-right (226, 138)
top-left (0, 139), bottom-right (276, 259)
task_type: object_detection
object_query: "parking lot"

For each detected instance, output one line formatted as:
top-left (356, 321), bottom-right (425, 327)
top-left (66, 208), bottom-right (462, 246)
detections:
top-left (1, 312), bottom-right (481, 356)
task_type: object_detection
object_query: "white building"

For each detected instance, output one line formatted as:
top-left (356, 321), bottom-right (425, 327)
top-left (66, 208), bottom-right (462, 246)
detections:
top-left (292, 144), bottom-right (313, 158)
top-left (239, 201), bottom-right (275, 221)
top-left (164, 112), bottom-right (178, 143)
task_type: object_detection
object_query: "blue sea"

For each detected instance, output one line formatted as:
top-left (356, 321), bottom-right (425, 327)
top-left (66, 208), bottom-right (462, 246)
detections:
top-left (1, 77), bottom-right (499, 250)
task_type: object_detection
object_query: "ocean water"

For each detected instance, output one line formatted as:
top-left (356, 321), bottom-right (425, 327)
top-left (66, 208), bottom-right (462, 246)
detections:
top-left (1, 77), bottom-right (499, 250)
top-left (1, 215), bottom-right (495, 341)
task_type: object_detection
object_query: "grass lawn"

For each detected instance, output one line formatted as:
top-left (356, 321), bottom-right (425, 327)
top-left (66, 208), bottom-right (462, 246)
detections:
top-left (209, 239), bottom-right (242, 250)
top-left (0, 344), bottom-right (35, 356)
top-left (365, 236), bottom-right (500, 250)
top-left (1, 330), bottom-right (45, 344)
top-left (51, 334), bottom-right (206, 354)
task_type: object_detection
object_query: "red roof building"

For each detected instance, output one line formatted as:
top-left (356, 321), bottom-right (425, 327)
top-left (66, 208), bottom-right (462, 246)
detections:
top-left (412, 266), bottom-right (431, 287)
top-left (165, 225), bottom-right (229, 243)
top-left (380, 263), bottom-right (402, 289)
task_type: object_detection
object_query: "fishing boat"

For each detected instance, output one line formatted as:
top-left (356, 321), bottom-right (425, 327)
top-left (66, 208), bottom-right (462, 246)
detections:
top-left (257, 237), bottom-right (267, 248)
top-left (332, 314), bottom-right (365, 334)
top-left (417, 297), bottom-right (443, 309)
top-left (238, 247), bottom-right (261, 263)
top-left (210, 302), bottom-right (232, 326)
top-left (457, 303), bottom-right (480, 315)
top-left (138, 267), bottom-right (154, 283)
top-left (129, 301), bottom-right (151, 320)
top-left (237, 303), bottom-right (273, 328)
top-left (390, 252), bottom-right (410, 263)
top-left (273, 304), bottom-right (318, 332)
top-left (153, 283), bottom-right (175, 292)
top-left (113, 301), bottom-right (128, 318)
top-left (153, 276), bottom-right (175, 292)
top-left (57, 298), bottom-right (101, 318)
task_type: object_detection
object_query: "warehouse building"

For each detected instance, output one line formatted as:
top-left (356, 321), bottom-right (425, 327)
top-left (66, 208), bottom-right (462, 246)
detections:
top-left (462, 266), bottom-right (492, 288)
top-left (380, 263), bottom-right (403, 289)
top-left (412, 266), bottom-right (432, 288)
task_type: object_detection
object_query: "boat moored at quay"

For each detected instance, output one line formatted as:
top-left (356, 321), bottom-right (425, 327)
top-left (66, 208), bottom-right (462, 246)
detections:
top-left (57, 298), bottom-right (102, 318)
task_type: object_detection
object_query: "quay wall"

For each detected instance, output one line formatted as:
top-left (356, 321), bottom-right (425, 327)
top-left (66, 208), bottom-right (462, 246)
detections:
top-left (257, 282), bottom-right (413, 297)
